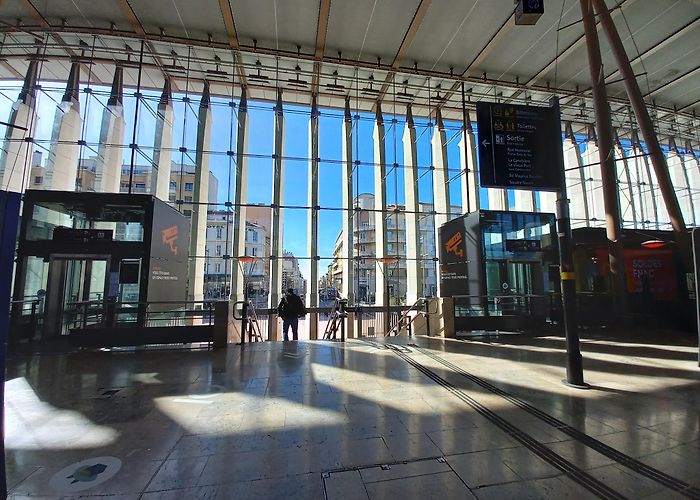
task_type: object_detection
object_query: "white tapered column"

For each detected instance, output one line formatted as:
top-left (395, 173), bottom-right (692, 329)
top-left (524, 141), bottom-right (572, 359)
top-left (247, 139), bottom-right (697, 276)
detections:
top-left (629, 132), bottom-right (650, 227)
top-left (633, 132), bottom-right (660, 228)
top-left (94, 67), bottom-right (125, 193)
top-left (459, 115), bottom-right (479, 214)
top-left (0, 61), bottom-right (38, 193)
top-left (373, 104), bottom-right (388, 307)
top-left (684, 141), bottom-right (700, 225)
top-left (486, 188), bottom-right (507, 210)
top-left (45, 62), bottom-right (81, 191)
top-left (151, 78), bottom-right (173, 200)
top-left (231, 89), bottom-right (249, 303)
top-left (341, 98), bottom-right (355, 303)
top-left (513, 190), bottom-right (535, 211)
top-left (187, 82), bottom-right (212, 304)
top-left (269, 89), bottom-right (285, 314)
top-left (582, 132), bottom-right (605, 224)
top-left (403, 105), bottom-right (421, 305)
top-left (563, 125), bottom-right (589, 227)
top-left (614, 133), bottom-right (637, 227)
top-left (431, 109), bottom-right (450, 297)
top-left (668, 138), bottom-right (695, 226)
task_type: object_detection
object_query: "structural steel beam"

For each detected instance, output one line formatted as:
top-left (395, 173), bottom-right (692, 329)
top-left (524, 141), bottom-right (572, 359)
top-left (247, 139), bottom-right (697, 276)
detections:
top-left (2, 23), bottom-right (697, 125)
top-left (525, 0), bottom-right (637, 88)
top-left (311, 0), bottom-right (331, 95)
top-left (314, 0), bottom-right (331, 59)
top-left (462, 11), bottom-right (515, 77)
top-left (437, 10), bottom-right (515, 113)
top-left (114, 0), bottom-right (145, 34)
top-left (375, 0), bottom-right (431, 104)
top-left (218, 0), bottom-right (240, 48)
top-left (216, 0), bottom-right (248, 89)
top-left (114, 0), bottom-right (181, 89)
top-left (16, 0), bottom-right (48, 28)
top-left (580, 0), bottom-right (627, 315)
top-left (591, 0), bottom-right (690, 262)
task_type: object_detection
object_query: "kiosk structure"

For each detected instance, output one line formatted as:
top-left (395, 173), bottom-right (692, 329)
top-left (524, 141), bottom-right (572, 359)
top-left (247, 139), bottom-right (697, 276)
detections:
top-left (10, 191), bottom-right (190, 346)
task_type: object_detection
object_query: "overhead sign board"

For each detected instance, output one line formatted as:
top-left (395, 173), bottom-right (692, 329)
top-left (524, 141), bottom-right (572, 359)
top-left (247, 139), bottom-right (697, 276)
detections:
top-left (476, 101), bottom-right (561, 191)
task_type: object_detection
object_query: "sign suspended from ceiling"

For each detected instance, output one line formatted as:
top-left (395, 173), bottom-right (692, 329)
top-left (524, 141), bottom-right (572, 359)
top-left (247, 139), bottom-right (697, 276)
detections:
top-left (476, 101), bottom-right (561, 191)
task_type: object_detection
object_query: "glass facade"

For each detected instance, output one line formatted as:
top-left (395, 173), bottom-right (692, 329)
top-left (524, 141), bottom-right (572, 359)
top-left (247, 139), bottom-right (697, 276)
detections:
top-left (0, 33), bottom-right (697, 322)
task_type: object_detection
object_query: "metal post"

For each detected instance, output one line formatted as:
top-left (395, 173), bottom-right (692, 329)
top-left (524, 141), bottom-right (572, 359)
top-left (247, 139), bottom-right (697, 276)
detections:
top-left (339, 299), bottom-right (347, 342)
top-left (591, 0), bottom-right (690, 263)
top-left (551, 96), bottom-right (587, 389)
top-left (308, 96), bottom-right (320, 339)
top-left (127, 41), bottom-right (144, 193)
top-left (341, 98), bottom-right (355, 305)
top-left (231, 89), bottom-right (249, 303)
top-left (241, 301), bottom-right (248, 345)
top-left (693, 228), bottom-right (700, 367)
top-left (580, 0), bottom-right (628, 316)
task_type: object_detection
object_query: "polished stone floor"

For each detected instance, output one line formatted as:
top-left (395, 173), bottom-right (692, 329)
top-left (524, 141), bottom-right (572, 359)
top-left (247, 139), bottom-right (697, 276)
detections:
top-left (4, 331), bottom-right (700, 499)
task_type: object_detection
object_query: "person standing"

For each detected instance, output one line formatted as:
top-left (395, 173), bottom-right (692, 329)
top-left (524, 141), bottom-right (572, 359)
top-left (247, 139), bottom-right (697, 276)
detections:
top-left (277, 288), bottom-right (306, 341)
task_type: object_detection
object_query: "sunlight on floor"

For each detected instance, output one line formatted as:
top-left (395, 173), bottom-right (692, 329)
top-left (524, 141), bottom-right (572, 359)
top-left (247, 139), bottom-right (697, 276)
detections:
top-left (5, 377), bottom-right (119, 450)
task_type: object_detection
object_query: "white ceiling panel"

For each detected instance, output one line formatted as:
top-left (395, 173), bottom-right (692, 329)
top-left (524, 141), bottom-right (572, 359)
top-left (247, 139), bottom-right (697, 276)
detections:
top-left (325, 0), bottom-right (421, 64)
top-left (231, 0), bottom-right (318, 53)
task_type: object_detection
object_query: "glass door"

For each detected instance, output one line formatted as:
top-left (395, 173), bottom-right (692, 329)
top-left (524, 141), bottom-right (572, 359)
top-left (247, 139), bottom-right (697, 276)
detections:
top-left (485, 260), bottom-right (542, 316)
top-left (44, 256), bottom-right (109, 337)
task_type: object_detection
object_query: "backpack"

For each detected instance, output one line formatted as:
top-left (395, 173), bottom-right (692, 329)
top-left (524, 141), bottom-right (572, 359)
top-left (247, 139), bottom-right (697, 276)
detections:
top-left (278, 294), bottom-right (306, 318)
top-left (295, 296), bottom-right (307, 318)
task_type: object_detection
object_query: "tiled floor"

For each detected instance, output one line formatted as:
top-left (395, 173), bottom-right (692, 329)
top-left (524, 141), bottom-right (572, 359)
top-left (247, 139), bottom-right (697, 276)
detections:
top-left (4, 331), bottom-right (700, 499)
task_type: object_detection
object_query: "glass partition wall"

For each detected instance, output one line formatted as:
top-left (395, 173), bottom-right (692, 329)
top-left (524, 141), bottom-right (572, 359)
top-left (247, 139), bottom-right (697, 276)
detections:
top-left (0, 33), bottom-right (699, 338)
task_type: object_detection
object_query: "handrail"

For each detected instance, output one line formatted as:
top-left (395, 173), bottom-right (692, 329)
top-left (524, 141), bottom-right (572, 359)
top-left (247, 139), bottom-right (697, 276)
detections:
top-left (387, 298), bottom-right (433, 336)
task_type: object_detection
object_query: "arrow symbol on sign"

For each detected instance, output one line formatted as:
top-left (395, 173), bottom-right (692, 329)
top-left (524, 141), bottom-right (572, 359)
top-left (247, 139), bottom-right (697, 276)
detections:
top-left (482, 139), bottom-right (491, 148)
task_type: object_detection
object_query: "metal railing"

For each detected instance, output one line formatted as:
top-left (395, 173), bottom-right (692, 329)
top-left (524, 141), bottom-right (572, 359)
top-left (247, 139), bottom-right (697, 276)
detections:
top-left (386, 298), bottom-right (438, 336)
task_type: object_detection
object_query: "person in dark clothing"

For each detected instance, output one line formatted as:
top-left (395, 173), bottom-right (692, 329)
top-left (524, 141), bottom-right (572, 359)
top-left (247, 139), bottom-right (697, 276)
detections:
top-left (278, 288), bottom-right (306, 341)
